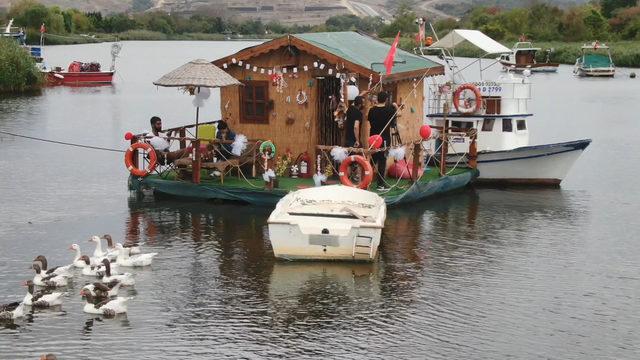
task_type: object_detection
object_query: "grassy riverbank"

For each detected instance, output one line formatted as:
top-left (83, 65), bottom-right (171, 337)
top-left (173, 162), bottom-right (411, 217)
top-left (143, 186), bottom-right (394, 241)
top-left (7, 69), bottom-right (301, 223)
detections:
top-left (31, 30), bottom-right (276, 45)
top-left (0, 38), bottom-right (43, 94)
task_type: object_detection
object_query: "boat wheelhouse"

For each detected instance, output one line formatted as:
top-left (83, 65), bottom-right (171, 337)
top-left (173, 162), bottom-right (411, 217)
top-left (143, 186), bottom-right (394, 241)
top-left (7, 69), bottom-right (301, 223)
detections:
top-left (498, 41), bottom-right (559, 73)
top-left (574, 41), bottom-right (615, 77)
top-left (419, 29), bottom-right (591, 186)
top-left (127, 32), bottom-right (479, 206)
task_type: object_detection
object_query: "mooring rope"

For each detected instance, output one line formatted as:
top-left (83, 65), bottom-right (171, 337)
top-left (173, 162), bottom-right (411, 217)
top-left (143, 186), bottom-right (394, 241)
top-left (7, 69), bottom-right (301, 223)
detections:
top-left (0, 130), bottom-right (125, 153)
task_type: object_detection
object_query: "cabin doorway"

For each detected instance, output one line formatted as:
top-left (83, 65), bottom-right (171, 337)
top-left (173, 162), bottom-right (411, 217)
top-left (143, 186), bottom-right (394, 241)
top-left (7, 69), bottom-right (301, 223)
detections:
top-left (317, 77), bottom-right (343, 147)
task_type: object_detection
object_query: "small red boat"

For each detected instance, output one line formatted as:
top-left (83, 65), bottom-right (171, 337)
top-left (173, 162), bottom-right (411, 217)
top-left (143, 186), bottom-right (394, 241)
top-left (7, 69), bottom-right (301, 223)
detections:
top-left (47, 61), bottom-right (114, 86)
top-left (46, 43), bottom-right (121, 86)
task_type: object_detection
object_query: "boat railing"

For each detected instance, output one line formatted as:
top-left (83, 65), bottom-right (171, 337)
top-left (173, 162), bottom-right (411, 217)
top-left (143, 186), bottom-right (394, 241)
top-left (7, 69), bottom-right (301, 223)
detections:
top-left (425, 81), bottom-right (531, 116)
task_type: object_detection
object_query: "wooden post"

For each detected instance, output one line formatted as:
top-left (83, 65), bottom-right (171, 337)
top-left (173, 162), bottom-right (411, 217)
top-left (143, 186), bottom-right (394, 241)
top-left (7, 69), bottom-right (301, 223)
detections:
top-left (468, 129), bottom-right (478, 169)
top-left (439, 103), bottom-right (449, 177)
top-left (179, 128), bottom-right (186, 149)
top-left (192, 139), bottom-right (201, 184)
top-left (411, 142), bottom-right (420, 182)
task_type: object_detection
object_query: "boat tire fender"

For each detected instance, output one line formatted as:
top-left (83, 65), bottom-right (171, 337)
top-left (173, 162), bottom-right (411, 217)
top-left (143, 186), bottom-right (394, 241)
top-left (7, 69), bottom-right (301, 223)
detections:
top-left (453, 83), bottom-right (482, 115)
top-left (339, 155), bottom-right (373, 189)
top-left (125, 142), bottom-right (157, 177)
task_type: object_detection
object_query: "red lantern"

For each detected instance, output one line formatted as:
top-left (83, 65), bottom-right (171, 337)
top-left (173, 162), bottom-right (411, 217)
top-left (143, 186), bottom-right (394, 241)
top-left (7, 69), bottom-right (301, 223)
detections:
top-left (368, 135), bottom-right (383, 149)
top-left (124, 132), bottom-right (134, 141)
top-left (419, 125), bottom-right (432, 140)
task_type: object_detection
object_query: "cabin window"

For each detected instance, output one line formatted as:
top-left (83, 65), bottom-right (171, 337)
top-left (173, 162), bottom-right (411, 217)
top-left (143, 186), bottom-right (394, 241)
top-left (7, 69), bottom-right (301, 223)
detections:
top-left (482, 119), bottom-right (495, 132)
top-left (484, 96), bottom-right (501, 115)
top-left (516, 119), bottom-right (527, 131)
top-left (240, 81), bottom-right (269, 124)
top-left (502, 118), bottom-right (513, 132)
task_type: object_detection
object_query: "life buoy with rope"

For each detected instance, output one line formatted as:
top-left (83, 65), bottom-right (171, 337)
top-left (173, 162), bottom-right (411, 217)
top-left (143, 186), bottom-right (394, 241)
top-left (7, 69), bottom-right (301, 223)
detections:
top-left (338, 155), bottom-right (373, 189)
top-left (453, 83), bottom-right (482, 115)
top-left (124, 142), bottom-right (157, 177)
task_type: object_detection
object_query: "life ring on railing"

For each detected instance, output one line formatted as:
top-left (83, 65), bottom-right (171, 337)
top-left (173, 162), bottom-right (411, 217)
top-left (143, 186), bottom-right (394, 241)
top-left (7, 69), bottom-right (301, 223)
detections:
top-left (453, 83), bottom-right (482, 115)
top-left (259, 140), bottom-right (276, 159)
top-left (124, 142), bottom-right (157, 177)
top-left (338, 155), bottom-right (373, 189)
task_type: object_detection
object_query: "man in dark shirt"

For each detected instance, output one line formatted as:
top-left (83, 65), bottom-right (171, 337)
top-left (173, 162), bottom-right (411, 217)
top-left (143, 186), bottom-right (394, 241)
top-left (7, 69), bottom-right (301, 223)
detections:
top-left (345, 96), bottom-right (364, 147)
top-left (367, 91), bottom-right (396, 190)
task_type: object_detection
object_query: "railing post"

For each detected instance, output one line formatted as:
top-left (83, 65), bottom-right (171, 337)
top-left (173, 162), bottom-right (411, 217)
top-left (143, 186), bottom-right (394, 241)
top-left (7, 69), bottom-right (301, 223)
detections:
top-left (179, 128), bottom-right (186, 149)
top-left (439, 103), bottom-right (449, 177)
top-left (192, 139), bottom-right (201, 184)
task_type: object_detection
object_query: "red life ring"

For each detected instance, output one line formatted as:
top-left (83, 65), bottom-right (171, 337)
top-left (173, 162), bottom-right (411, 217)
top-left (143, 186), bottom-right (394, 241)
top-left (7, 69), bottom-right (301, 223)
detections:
top-left (338, 155), bottom-right (373, 189)
top-left (124, 142), bottom-right (157, 177)
top-left (453, 83), bottom-right (482, 115)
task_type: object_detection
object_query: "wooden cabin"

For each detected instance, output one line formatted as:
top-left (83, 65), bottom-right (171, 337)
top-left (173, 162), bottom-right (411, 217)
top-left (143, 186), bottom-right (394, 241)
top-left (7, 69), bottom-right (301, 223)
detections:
top-left (213, 31), bottom-right (444, 167)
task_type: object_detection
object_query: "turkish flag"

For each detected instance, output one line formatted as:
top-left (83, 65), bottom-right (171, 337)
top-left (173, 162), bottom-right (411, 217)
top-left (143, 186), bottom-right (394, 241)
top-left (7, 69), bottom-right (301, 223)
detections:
top-left (383, 32), bottom-right (400, 76)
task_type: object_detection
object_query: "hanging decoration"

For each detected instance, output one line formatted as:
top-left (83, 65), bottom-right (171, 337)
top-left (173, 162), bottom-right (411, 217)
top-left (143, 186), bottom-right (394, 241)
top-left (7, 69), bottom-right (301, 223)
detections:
top-left (192, 87), bottom-right (211, 108)
top-left (330, 146), bottom-right (349, 163)
top-left (388, 146), bottom-right (406, 161)
top-left (231, 134), bottom-right (248, 156)
top-left (296, 90), bottom-right (308, 105)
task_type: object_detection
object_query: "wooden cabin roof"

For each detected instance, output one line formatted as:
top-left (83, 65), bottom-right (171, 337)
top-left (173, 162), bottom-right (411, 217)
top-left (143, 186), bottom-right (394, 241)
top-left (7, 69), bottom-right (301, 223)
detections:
top-left (213, 31), bottom-right (444, 83)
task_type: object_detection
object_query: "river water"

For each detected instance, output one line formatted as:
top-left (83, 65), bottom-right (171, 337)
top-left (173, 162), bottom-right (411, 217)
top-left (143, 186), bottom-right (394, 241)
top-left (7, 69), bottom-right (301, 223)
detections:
top-left (0, 41), bottom-right (639, 359)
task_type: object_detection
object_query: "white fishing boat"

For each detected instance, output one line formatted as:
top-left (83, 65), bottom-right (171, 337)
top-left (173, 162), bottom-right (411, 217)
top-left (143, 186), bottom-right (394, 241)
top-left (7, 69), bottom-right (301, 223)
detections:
top-left (267, 185), bottom-right (386, 261)
top-left (498, 41), bottom-right (559, 73)
top-left (574, 41), bottom-right (615, 77)
top-left (420, 29), bottom-right (591, 186)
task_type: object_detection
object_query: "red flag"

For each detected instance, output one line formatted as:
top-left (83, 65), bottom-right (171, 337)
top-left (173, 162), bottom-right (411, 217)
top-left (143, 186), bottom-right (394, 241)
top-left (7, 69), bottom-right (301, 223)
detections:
top-left (383, 32), bottom-right (400, 76)
top-left (40, 23), bottom-right (46, 33)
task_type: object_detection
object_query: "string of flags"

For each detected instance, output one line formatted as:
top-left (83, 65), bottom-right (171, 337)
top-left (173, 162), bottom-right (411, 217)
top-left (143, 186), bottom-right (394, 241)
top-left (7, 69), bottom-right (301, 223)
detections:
top-left (222, 57), bottom-right (349, 79)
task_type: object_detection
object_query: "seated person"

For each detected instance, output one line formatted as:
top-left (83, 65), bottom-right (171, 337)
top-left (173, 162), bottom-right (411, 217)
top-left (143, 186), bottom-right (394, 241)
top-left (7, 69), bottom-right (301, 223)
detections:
top-left (215, 120), bottom-right (236, 159)
top-left (147, 116), bottom-right (188, 164)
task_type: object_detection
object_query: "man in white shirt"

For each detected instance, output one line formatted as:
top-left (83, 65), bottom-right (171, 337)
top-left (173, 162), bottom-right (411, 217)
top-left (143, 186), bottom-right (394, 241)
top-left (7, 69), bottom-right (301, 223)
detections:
top-left (148, 116), bottom-right (188, 163)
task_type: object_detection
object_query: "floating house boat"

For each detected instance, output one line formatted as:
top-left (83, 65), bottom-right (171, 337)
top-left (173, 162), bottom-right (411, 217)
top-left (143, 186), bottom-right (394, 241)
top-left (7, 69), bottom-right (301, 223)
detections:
top-left (420, 29), bottom-right (591, 186)
top-left (498, 41), bottom-right (559, 73)
top-left (127, 32), bottom-right (478, 206)
top-left (46, 43), bottom-right (121, 86)
top-left (574, 41), bottom-right (615, 77)
top-left (268, 185), bottom-right (386, 261)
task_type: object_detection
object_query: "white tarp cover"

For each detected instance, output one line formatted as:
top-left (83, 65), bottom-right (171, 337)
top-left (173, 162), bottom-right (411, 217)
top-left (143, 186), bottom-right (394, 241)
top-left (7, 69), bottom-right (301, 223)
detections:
top-left (429, 29), bottom-right (511, 55)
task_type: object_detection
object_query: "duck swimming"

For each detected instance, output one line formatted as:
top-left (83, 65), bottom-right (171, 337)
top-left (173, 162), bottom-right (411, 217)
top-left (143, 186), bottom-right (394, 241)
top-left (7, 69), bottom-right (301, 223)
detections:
top-left (114, 243), bottom-right (158, 267)
top-left (22, 280), bottom-right (66, 307)
top-left (79, 289), bottom-right (131, 317)
top-left (98, 259), bottom-right (134, 286)
top-left (32, 263), bottom-right (70, 287)
top-left (0, 302), bottom-right (25, 321)
top-left (33, 255), bottom-right (73, 278)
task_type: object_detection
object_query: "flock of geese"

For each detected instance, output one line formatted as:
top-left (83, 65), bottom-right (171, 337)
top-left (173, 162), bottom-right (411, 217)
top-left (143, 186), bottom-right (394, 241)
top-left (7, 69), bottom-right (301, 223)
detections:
top-left (0, 235), bottom-right (157, 321)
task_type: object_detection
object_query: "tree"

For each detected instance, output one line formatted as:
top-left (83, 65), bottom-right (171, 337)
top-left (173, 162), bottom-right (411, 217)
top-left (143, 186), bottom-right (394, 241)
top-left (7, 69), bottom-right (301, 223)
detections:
top-left (601, 0), bottom-right (637, 18)
top-left (583, 7), bottom-right (609, 39)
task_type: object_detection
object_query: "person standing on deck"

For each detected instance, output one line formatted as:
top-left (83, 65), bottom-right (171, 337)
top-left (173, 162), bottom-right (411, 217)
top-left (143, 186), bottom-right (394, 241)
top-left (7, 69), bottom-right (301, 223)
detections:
top-left (345, 96), bottom-right (365, 148)
top-left (367, 91), bottom-right (396, 191)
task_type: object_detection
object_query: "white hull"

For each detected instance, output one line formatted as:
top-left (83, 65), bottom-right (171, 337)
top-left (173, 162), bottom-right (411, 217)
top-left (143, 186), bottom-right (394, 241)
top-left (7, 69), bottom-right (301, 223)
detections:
top-left (448, 140), bottom-right (591, 186)
top-left (575, 67), bottom-right (615, 77)
top-left (268, 185), bottom-right (386, 262)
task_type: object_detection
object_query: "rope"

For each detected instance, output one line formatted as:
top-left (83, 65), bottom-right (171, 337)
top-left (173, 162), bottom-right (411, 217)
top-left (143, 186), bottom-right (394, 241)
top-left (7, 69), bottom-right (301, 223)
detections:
top-left (0, 130), bottom-right (125, 153)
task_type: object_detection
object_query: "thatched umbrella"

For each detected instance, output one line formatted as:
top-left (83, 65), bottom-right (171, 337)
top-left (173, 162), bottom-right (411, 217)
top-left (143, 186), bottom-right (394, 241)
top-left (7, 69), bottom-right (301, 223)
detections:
top-left (153, 59), bottom-right (242, 137)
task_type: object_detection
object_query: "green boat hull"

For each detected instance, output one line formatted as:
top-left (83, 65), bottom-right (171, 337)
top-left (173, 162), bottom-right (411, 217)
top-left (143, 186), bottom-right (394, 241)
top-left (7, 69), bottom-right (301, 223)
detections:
top-left (128, 168), bottom-right (478, 207)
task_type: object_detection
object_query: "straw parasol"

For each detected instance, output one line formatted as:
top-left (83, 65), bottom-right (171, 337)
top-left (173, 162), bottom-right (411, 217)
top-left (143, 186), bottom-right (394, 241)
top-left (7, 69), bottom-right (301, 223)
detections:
top-left (153, 59), bottom-right (242, 137)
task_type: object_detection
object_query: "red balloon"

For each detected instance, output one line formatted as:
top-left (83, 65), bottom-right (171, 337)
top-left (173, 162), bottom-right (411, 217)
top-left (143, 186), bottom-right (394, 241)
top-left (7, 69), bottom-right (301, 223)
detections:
top-left (419, 125), bottom-right (432, 140)
top-left (368, 135), bottom-right (383, 149)
top-left (124, 132), bottom-right (134, 141)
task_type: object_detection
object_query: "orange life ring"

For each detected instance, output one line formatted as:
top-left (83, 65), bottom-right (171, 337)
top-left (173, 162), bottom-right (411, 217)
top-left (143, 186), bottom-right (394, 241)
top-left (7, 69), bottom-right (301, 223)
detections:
top-left (453, 83), bottom-right (482, 115)
top-left (124, 142), bottom-right (157, 177)
top-left (339, 155), bottom-right (373, 190)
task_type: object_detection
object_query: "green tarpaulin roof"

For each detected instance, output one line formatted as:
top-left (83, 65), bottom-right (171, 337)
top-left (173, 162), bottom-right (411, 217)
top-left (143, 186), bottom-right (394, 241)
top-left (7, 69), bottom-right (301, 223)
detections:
top-left (294, 32), bottom-right (442, 75)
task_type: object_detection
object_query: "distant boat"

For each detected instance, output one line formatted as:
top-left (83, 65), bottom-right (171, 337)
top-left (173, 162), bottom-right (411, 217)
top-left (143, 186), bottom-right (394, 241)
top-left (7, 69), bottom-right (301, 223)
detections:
top-left (574, 41), bottom-right (615, 77)
top-left (46, 43), bottom-right (122, 86)
top-left (2, 18), bottom-right (47, 71)
top-left (498, 41), bottom-right (559, 73)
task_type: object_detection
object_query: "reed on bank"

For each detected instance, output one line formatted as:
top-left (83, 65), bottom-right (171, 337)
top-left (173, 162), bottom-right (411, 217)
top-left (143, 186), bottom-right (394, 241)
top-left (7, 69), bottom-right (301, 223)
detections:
top-left (0, 38), bottom-right (43, 94)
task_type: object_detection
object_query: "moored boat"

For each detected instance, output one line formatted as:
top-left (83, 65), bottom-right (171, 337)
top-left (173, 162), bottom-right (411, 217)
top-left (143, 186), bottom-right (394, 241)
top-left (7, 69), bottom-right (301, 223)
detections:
top-left (498, 41), bottom-right (559, 73)
top-left (267, 185), bottom-right (386, 261)
top-left (420, 29), bottom-right (591, 186)
top-left (46, 43), bottom-right (121, 86)
top-left (574, 41), bottom-right (615, 77)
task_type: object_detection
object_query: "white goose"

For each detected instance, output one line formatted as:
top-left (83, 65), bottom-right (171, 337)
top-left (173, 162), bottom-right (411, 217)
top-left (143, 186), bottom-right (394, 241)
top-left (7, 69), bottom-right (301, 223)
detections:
top-left (89, 235), bottom-right (117, 261)
top-left (0, 302), bottom-right (25, 321)
top-left (114, 243), bottom-right (158, 267)
top-left (98, 259), bottom-right (134, 286)
top-left (32, 263), bottom-right (70, 287)
top-left (76, 255), bottom-right (119, 276)
top-left (33, 255), bottom-right (73, 278)
top-left (82, 281), bottom-right (122, 298)
top-left (79, 289), bottom-right (131, 317)
top-left (103, 234), bottom-right (142, 255)
top-left (23, 280), bottom-right (66, 307)
top-left (70, 243), bottom-right (99, 268)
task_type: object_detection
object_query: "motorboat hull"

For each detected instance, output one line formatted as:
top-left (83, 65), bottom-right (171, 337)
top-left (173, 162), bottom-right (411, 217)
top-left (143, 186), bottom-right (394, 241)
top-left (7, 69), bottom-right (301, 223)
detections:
top-left (574, 67), bottom-right (615, 77)
top-left (47, 71), bottom-right (114, 86)
top-left (448, 139), bottom-right (591, 186)
top-left (499, 61), bottom-right (559, 73)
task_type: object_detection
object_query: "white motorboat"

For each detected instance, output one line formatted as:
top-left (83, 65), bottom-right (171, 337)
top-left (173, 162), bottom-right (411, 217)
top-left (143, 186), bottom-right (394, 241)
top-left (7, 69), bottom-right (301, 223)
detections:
top-left (498, 41), bottom-right (559, 73)
top-left (267, 185), bottom-right (386, 262)
top-left (421, 29), bottom-right (591, 186)
top-left (574, 41), bottom-right (615, 77)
